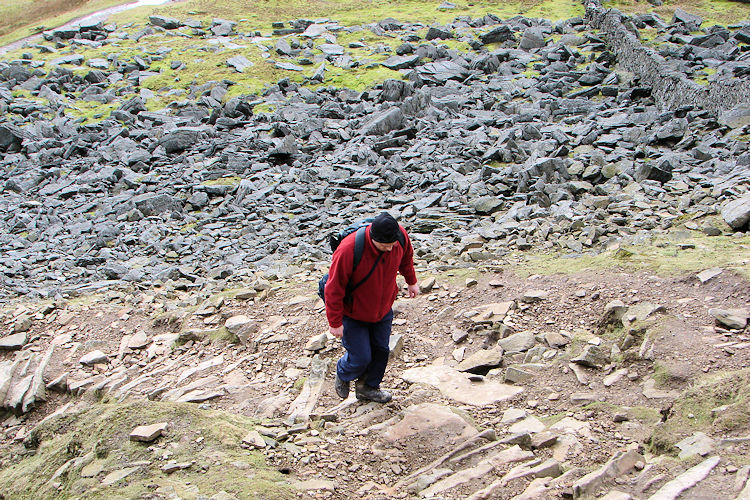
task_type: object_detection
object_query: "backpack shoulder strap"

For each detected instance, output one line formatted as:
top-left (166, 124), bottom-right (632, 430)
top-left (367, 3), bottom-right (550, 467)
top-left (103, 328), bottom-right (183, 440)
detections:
top-left (396, 227), bottom-right (406, 248)
top-left (353, 226), bottom-right (367, 273)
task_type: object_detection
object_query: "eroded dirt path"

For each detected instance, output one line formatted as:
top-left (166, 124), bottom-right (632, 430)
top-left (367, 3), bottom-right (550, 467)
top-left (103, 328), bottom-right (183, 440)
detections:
top-left (1, 264), bottom-right (749, 498)
top-left (0, 0), bottom-right (181, 55)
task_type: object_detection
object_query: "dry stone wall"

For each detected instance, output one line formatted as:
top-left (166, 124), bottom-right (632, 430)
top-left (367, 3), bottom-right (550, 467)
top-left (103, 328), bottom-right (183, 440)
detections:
top-left (585, 0), bottom-right (750, 115)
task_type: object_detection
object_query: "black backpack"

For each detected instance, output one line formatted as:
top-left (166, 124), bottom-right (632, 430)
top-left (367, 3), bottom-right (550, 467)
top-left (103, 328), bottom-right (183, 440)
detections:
top-left (318, 219), bottom-right (405, 304)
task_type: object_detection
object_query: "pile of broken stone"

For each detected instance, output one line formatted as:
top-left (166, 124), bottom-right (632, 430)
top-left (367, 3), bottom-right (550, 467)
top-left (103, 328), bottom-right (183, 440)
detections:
top-left (0, 7), bottom-right (748, 305)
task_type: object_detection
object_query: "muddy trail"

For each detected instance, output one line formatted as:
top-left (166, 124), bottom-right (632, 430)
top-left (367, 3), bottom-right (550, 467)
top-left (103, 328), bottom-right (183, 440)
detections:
top-left (1, 259), bottom-right (749, 499)
top-left (0, 0), bottom-right (182, 55)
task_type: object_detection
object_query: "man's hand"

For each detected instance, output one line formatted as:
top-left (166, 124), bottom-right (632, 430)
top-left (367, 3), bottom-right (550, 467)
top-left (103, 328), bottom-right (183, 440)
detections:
top-left (330, 325), bottom-right (343, 339)
top-left (407, 283), bottom-right (419, 298)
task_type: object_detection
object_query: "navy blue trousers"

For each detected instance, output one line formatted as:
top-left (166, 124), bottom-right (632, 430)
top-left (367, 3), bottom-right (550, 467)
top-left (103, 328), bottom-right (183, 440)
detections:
top-left (336, 310), bottom-right (393, 389)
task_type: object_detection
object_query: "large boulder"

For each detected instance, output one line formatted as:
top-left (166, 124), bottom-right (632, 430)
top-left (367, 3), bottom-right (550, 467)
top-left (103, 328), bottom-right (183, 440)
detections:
top-left (360, 107), bottom-right (404, 136)
top-left (672, 8), bottom-right (702, 29)
top-left (149, 15), bottom-right (181, 29)
top-left (519, 27), bottom-right (546, 50)
top-left (132, 193), bottom-right (183, 217)
top-left (480, 25), bottom-right (516, 44)
top-left (160, 128), bottom-right (203, 154)
top-left (721, 193), bottom-right (750, 230)
top-left (0, 124), bottom-right (24, 152)
top-left (719, 103), bottom-right (750, 130)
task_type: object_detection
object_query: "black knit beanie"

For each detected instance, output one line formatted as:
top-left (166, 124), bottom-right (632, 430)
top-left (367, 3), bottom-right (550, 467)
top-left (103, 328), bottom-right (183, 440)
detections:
top-left (370, 212), bottom-right (400, 243)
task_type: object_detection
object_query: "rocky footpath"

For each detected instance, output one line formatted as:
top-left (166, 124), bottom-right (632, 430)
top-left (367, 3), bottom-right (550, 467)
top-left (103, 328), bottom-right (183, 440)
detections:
top-left (0, 4), bottom-right (749, 303)
top-left (0, 263), bottom-right (749, 499)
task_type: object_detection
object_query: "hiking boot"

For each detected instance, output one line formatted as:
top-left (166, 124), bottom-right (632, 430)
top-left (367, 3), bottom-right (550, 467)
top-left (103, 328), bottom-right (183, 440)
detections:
top-left (334, 374), bottom-right (349, 399)
top-left (355, 382), bottom-right (392, 403)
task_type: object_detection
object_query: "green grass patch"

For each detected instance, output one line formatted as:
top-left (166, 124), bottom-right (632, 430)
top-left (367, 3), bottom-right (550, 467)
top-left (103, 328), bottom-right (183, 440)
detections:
top-left (253, 102), bottom-right (276, 114)
top-left (540, 412), bottom-right (567, 427)
top-left (202, 176), bottom-right (241, 186)
top-left (639, 27), bottom-right (659, 43)
top-left (627, 405), bottom-right (661, 424)
top-left (207, 326), bottom-right (239, 343)
top-left (523, 0), bottom-right (584, 20)
top-left (436, 266), bottom-right (483, 286)
top-left (649, 368), bottom-right (750, 454)
top-left (693, 67), bottom-right (716, 86)
top-left (319, 64), bottom-right (404, 92)
top-left (513, 230), bottom-right (750, 279)
top-left (0, 401), bottom-right (292, 500)
top-left (434, 39), bottom-right (474, 53)
top-left (652, 360), bottom-right (671, 387)
top-left (66, 100), bottom-right (119, 124)
top-left (138, 43), bottom-right (290, 98)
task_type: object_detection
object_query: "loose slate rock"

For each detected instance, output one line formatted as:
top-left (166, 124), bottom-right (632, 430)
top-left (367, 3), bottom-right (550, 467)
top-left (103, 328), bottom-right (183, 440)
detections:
top-left (161, 461), bottom-right (192, 473)
top-left (696, 267), bottom-right (722, 283)
top-left (79, 350), bottom-right (108, 365)
top-left (360, 107), bottom-right (404, 135)
top-left (480, 25), bottom-right (515, 44)
top-left (304, 333), bottom-right (328, 351)
top-left (383, 403), bottom-right (477, 447)
top-left (227, 56), bottom-right (254, 73)
top-left (571, 345), bottom-right (610, 368)
top-left (456, 348), bottom-right (503, 373)
top-left (318, 43), bottom-right (345, 56)
top-left (0, 332), bottom-right (28, 350)
top-left (132, 193), bottom-right (183, 216)
top-left (519, 27), bottom-right (546, 50)
top-left (381, 54), bottom-right (421, 70)
top-left (128, 331), bottom-right (150, 349)
top-left (101, 467), bottom-right (140, 486)
top-left (149, 16), bottom-right (181, 29)
top-left (276, 61), bottom-right (305, 71)
top-left (721, 193), bottom-right (750, 230)
top-left (676, 432), bottom-right (715, 459)
top-left (498, 331), bottom-right (536, 353)
top-left (401, 365), bottom-right (523, 406)
top-left (242, 430), bottom-right (266, 448)
top-left (130, 422), bottom-right (168, 442)
top-left (709, 308), bottom-right (748, 330)
top-left (544, 332), bottom-right (569, 348)
top-left (719, 103), bottom-right (750, 130)
top-left (521, 290), bottom-right (549, 303)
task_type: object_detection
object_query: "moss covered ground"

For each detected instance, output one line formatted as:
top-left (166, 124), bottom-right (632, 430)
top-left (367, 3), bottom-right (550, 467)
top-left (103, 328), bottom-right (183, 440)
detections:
top-left (0, 401), bottom-right (293, 500)
top-left (649, 368), bottom-right (750, 456)
top-left (513, 230), bottom-right (750, 279)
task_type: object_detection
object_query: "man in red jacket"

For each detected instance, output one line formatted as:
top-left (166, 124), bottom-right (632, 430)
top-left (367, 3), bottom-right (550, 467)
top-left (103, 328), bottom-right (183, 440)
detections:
top-left (325, 212), bottom-right (419, 403)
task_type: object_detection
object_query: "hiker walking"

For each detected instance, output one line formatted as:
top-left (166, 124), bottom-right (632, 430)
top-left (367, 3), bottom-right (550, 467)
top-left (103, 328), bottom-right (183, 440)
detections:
top-left (324, 212), bottom-right (419, 403)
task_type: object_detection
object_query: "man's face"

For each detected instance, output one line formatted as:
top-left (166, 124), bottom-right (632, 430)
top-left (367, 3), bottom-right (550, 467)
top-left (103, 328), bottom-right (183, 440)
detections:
top-left (373, 240), bottom-right (397, 252)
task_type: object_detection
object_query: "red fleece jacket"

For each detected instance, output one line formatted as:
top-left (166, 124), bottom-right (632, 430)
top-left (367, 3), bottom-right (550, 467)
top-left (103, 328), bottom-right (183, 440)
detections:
top-left (325, 225), bottom-right (417, 328)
